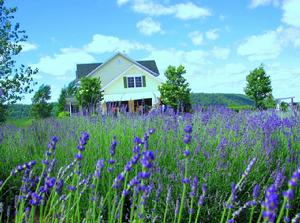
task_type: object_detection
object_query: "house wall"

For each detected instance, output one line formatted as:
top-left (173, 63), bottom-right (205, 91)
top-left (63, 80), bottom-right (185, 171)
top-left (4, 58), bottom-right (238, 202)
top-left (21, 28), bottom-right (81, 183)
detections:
top-left (104, 66), bottom-right (161, 104)
top-left (90, 54), bottom-right (132, 86)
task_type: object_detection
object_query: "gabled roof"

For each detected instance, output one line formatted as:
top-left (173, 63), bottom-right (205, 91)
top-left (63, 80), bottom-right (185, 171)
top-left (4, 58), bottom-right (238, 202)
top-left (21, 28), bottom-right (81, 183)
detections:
top-left (76, 63), bottom-right (102, 79)
top-left (75, 53), bottom-right (160, 80)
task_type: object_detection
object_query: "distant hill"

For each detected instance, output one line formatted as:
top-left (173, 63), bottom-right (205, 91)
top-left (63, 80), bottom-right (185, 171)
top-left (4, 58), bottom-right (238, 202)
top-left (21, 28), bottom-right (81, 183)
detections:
top-left (191, 93), bottom-right (254, 107)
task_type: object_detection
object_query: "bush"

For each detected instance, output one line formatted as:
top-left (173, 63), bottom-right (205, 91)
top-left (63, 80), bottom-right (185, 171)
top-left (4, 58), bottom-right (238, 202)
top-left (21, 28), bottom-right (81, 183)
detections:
top-left (57, 111), bottom-right (70, 118)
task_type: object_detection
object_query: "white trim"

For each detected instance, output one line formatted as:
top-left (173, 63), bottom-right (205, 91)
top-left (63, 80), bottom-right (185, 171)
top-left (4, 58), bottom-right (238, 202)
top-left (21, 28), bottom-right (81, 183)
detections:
top-left (101, 63), bottom-right (162, 91)
top-left (86, 52), bottom-right (159, 78)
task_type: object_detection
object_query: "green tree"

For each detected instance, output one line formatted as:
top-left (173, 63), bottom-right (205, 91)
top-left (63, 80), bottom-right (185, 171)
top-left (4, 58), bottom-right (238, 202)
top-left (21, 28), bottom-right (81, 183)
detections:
top-left (56, 87), bottom-right (67, 116)
top-left (244, 65), bottom-right (274, 109)
top-left (158, 65), bottom-right (191, 112)
top-left (0, 0), bottom-right (38, 122)
top-left (31, 85), bottom-right (52, 118)
top-left (76, 77), bottom-right (103, 114)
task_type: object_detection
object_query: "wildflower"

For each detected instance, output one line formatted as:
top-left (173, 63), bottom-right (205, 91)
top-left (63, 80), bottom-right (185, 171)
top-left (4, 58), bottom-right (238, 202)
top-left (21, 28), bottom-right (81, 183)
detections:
top-left (75, 153), bottom-right (83, 160)
top-left (94, 159), bottom-right (105, 178)
top-left (29, 192), bottom-right (41, 206)
top-left (242, 158), bottom-right (257, 178)
top-left (253, 184), bottom-right (260, 200)
top-left (198, 183), bottom-right (207, 206)
top-left (183, 134), bottom-right (192, 144)
top-left (184, 125), bottom-right (193, 133)
top-left (183, 150), bottom-right (190, 157)
top-left (262, 184), bottom-right (279, 223)
top-left (190, 176), bottom-right (198, 197)
top-left (110, 137), bottom-right (117, 156)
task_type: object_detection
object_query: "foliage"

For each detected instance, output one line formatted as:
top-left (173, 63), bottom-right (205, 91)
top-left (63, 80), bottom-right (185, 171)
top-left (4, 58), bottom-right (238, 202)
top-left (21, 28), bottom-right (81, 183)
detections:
top-left (280, 101), bottom-right (289, 112)
top-left (6, 103), bottom-right (31, 119)
top-left (159, 65), bottom-right (191, 112)
top-left (0, 109), bottom-right (300, 222)
top-left (244, 65), bottom-right (274, 109)
top-left (57, 111), bottom-right (70, 118)
top-left (55, 88), bottom-right (67, 116)
top-left (75, 77), bottom-right (103, 114)
top-left (191, 93), bottom-right (254, 107)
top-left (0, 0), bottom-right (38, 122)
top-left (31, 85), bottom-right (52, 119)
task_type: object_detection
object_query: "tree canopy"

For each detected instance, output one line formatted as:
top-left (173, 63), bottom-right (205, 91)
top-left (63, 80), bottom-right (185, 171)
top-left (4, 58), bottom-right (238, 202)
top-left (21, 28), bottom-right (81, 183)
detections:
top-left (0, 0), bottom-right (38, 122)
top-left (31, 84), bottom-right (52, 119)
top-left (244, 65), bottom-right (274, 109)
top-left (159, 65), bottom-right (191, 112)
top-left (76, 77), bottom-right (103, 114)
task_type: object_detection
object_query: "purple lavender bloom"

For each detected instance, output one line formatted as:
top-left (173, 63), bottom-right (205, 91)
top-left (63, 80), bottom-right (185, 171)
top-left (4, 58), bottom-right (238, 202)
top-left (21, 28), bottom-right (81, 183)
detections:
top-left (262, 184), bottom-right (279, 223)
top-left (283, 189), bottom-right (295, 201)
top-left (29, 192), bottom-right (41, 206)
top-left (183, 150), bottom-right (190, 157)
top-left (133, 145), bottom-right (141, 154)
top-left (181, 177), bottom-right (190, 184)
top-left (190, 176), bottom-right (198, 197)
top-left (94, 159), bottom-right (105, 178)
top-left (129, 176), bottom-right (141, 187)
top-left (108, 159), bottom-right (115, 165)
top-left (184, 125), bottom-right (193, 133)
top-left (253, 184), bottom-right (260, 200)
top-left (148, 128), bottom-right (155, 134)
top-left (140, 150), bottom-right (155, 169)
top-left (242, 158), bottom-right (257, 178)
top-left (75, 153), bottom-right (83, 160)
top-left (47, 136), bottom-right (59, 150)
top-left (110, 137), bottom-right (117, 156)
top-left (137, 171), bottom-right (151, 179)
top-left (288, 168), bottom-right (300, 187)
top-left (67, 185), bottom-right (76, 191)
top-left (45, 177), bottom-right (56, 188)
top-left (55, 179), bottom-right (64, 194)
top-left (183, 134), bottom-right (192, 144)
top-left (134, 137), bottom-right (142, 145)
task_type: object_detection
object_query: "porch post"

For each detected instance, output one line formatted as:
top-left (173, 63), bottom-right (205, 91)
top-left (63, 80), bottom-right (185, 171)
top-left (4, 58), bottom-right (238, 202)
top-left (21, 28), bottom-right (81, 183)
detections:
top-left (69, 102), bottom-right (72, 117)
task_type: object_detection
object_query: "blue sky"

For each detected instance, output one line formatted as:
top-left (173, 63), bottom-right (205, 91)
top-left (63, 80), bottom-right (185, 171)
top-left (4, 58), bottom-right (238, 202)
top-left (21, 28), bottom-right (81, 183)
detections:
top-left (7, 0), bottom-right (300, 103)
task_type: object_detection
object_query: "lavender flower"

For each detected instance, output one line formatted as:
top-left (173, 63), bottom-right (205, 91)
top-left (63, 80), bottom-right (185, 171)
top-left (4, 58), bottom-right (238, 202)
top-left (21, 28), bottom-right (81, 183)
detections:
top-left (262, 184), bottom-right (279, 223)
top-left (190, 176), bottom-right (198, 197)
top-left (94, 159), bottom-right (105, 178)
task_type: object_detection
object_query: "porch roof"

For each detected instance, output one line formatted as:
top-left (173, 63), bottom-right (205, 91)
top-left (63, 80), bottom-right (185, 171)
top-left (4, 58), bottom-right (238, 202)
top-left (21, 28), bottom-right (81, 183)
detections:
top-left (103, 91), bottom-right (160, 102)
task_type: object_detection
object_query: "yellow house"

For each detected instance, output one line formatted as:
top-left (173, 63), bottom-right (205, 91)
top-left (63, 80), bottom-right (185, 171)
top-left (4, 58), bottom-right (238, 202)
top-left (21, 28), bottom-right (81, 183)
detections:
top-left (69, 52), bottom-right (163, 114)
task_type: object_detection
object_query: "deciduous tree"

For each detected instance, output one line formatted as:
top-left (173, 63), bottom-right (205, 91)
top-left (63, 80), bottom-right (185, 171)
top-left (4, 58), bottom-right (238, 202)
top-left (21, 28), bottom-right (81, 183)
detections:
top-left (0, 0), bottom-right (38, 122)
top-left (244, 65), bottom-right (274, 109)
top-left (76, 77), bottom-right (103, 114)
top-left (159, 65), bottom-right (191, 112)
top-left (31, 85), bottom-right (52, 118)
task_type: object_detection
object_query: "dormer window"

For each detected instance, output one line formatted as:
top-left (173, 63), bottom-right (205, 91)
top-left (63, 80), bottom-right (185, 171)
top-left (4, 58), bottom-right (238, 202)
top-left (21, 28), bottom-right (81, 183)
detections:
top-left (123, 76), bottom-right (146, 88)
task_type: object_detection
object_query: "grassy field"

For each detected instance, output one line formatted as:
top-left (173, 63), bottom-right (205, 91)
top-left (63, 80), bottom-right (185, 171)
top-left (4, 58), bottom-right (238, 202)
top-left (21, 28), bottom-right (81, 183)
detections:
top-left (0, 108), bottom-right (300, 222)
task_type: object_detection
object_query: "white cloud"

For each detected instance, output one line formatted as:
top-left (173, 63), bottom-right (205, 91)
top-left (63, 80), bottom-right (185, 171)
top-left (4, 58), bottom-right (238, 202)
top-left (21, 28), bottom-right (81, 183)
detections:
top-left (117, 0), bottom-right (131, 6)
top-left (211, 46), bottom-right (231, 60)
top-left (32, 34), bottom-right (154, 77)
top-left (173, 2), bottom-right (211, 20)
top-left (206, 29), bottom-right (219, 40)
top-left (20, 42), bottom-right (38, 53)
top-left (188, 31), bottom-right (204, 46)
top-left (84, 34), bottom-right (153, 54)
top-left (136, 17), bottom-right (162, 36)
top-left (32, 48), bottom-right (96, 76)
top-left (124, 0), bottom-right (211, 20)
top-left (249, 0), bottom-right (280, 8)
top-left (237, 30), bottom-right (282, 60)
top-left (282, 0), bottom-right (300, 28)
top-left (237, 26), bottom-right (300, 61)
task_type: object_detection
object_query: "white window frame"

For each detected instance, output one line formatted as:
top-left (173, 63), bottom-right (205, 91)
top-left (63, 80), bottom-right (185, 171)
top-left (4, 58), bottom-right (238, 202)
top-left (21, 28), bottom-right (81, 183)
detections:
top-left (126, 75), bottom-right (144, 88)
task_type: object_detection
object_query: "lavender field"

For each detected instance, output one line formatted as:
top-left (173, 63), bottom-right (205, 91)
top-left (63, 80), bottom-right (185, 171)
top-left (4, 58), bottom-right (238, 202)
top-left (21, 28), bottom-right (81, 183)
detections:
top-left (1, 107), bottom-right (300, 223)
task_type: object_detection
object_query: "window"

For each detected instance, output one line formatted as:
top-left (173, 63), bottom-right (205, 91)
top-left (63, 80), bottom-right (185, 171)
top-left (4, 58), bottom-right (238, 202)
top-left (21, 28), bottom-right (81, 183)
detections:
top-left (124, 76), bottom-right (146, 88)
top-left (127, 77), bottom-right (135, 88)
top-left (135, 77), bottom-right (142, 87)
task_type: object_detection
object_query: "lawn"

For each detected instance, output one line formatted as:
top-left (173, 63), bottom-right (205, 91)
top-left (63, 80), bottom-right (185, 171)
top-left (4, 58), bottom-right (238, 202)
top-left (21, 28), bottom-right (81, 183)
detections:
top-left (0, 107), bottom-right (300, 222)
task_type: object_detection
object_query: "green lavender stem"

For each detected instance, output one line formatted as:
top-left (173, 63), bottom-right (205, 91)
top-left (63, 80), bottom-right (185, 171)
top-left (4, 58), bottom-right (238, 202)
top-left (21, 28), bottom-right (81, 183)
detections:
top-left (177, 157), bottom-right (188, 223)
